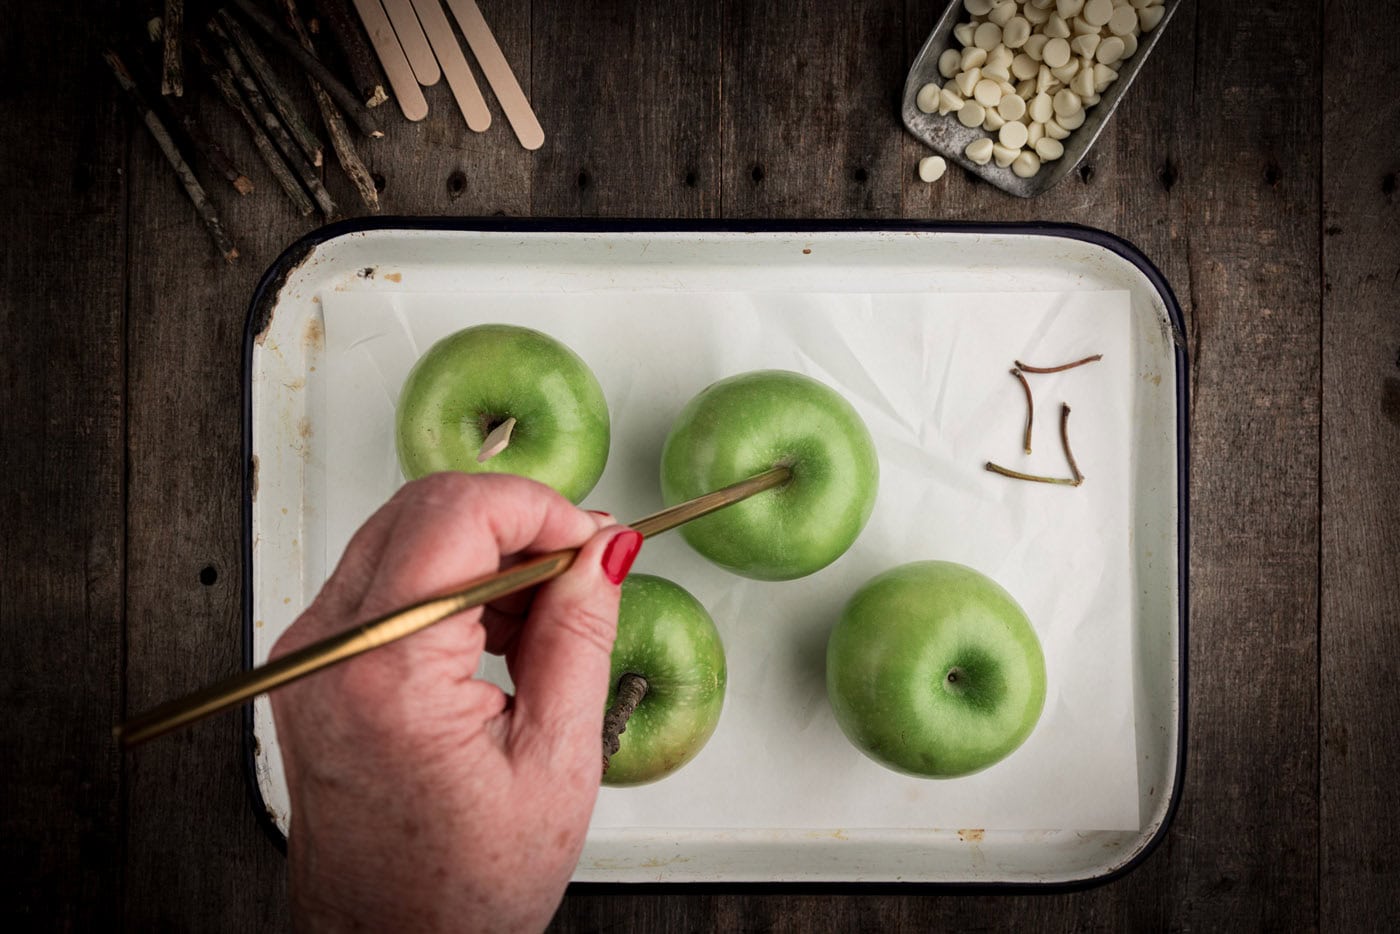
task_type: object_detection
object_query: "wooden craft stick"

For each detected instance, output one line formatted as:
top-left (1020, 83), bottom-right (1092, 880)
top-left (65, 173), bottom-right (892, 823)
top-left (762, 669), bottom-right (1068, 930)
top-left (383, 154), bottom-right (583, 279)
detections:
top-left (443, 0), bottom-right (543, 149)
top-left (380, 0), bottom-right (441, 87)
top-left (352, 0), bottom-right (429, 120)
top-left (409, 0), bottom-right (490, 131)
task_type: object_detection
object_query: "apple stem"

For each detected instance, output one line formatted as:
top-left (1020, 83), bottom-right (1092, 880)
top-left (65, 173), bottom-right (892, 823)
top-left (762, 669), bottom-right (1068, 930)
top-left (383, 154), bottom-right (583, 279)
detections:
top-left (1060, 403), bottom-right (1084, 485)
top-left (476, 416), bottom-right (517, 463)
top-left (1011, 368), bottom-right (1034, 455)
top-left (1013, 353), bottom-right (1104, 374)
top-left (601, 672), bottom-right (649, 775)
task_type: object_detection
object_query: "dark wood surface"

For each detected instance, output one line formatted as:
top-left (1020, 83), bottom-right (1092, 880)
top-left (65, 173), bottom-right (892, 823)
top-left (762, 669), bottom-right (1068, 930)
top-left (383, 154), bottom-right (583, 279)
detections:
top-left (2, 0), bottom-right (1397, 930)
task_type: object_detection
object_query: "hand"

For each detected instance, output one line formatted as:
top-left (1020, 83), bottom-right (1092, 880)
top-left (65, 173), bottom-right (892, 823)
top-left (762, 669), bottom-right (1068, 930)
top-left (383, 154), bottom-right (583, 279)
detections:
top-left (268, 472), bottom-right (643, 933)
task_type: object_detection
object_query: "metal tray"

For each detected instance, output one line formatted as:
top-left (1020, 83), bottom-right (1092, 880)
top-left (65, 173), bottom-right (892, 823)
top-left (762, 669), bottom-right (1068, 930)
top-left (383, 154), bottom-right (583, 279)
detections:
top-left (242, 219), bottom-right (1187, 886)
top-left (902, 1), bottom-right (1182, 197)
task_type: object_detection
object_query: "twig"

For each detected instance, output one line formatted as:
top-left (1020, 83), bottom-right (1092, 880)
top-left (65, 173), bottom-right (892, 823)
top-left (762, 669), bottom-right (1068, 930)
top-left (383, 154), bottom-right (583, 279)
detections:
top-left (315, 0), bottom-right (390, 107)
top-left (279, 0), bottom-right (381, 211)
top-left (207, 18), bottom-right (337, 217)
top-left (601, 673), bottom-right (649, 774)
top-left (1060, 403), bottom-right (1084, 485)
top-left (104, 49), bottom-right (236, 262)
top-left (192, 36), bottom-right (314, 215)
top-left (1012, 368), bottom-right (1033, 454)
top-left (228, 0), bottom-right (384, 137)
top-left (162, 0), bottom-right (184, 96)
top-left (169, 97), bottom-right (255, 195)
top-left (984, 462), bottom-right (1081, 486)
top-left (1014, 353), bottom-right (1104, 374)
top-left (218, 9), bottom-right (324, 168)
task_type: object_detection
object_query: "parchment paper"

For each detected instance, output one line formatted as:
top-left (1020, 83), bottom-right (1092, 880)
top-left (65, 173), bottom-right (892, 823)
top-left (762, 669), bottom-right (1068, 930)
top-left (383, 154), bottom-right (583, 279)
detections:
top-left (320, 287), bottom-right (1140, 832)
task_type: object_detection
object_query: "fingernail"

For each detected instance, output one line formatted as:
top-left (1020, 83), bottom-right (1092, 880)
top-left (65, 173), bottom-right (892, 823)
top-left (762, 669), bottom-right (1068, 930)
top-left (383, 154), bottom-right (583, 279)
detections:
top-left (587, 510), bottom-right (614, 521)
top-left (600, 530), bottom-right (643, 585)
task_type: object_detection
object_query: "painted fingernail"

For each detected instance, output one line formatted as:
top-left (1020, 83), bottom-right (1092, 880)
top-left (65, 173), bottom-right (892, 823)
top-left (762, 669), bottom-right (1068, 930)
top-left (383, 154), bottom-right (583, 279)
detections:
top-left (587, 510), bottom-right (614, 521)
top-left (600, 530), bottom-right (643, 585)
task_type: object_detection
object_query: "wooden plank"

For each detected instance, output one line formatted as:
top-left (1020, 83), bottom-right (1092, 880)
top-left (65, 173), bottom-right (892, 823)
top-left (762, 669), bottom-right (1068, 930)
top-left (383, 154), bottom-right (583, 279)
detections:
top-left (720, 0), bottom-right (904, 218)
top-left (1321, 0), bottom-right (1400, 928)
top-left (528, 0), bottom-right (720, 216)
top-left (0, 5), bottom-right (127, 929)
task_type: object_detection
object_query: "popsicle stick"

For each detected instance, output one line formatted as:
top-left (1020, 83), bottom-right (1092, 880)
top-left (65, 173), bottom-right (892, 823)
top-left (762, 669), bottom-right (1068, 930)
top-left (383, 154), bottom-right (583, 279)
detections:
top-left (381, 0), bottom-right (441, 87)
top-left (443, 0), bottom-right (544, 149)
top-left (409, 0), bottom-right (490, 131)
top-left (352, 0), bottom-right (429, 120)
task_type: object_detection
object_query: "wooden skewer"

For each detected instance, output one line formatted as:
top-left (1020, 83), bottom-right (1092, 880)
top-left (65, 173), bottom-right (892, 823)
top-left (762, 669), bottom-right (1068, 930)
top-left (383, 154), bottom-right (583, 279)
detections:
top-left (380, 0), bottom-right (441, 86)
top-left (410, 0), bottom-right (491, 131)
top-left (352, 0), bottom-right (429, 121)
top-left (115, 465), bottom-right (792, 747)
top-left (443, 0), bottom-right (544, 149)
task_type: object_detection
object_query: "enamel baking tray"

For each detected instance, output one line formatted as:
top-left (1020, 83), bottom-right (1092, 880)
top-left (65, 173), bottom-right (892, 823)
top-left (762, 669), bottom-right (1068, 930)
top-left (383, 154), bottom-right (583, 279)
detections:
top-left (242, 219), bottom-right (1187, 887)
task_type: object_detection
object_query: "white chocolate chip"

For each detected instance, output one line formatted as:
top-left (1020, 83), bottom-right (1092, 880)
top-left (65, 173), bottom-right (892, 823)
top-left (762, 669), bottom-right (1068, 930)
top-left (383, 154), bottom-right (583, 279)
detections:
top-left (1043, 14), bottom-right (1071, 39)
top-left (939, 48), bottom-right (963, 78)
top-left (1024, 33), bottom-right (1049, 60)
top-left (1029, 91), bottom-right (1054, 123)
top-left (1082, 0), bottom-right (1113, 27)
top-left (1093, 63), bottom-right (1119, 92)
top-left (974, 78), bottom-right (1003, 106)
top-left (965, 137), bottom-right (995, 164)
top-left (962, 46), bottom-right (988, 70)
top-left (938, 87), bottom-right (966, 114)
top-left (1096, 36), bottom-right (1126, 65)
top-left (993, 142), bottom-right (1021, 167)
top-left (999, 119), bottom-right (1029, 149)
top-left (1053, 88), bottom-right (1082, 117)
top-left (1027, 120), bottom-right (1046, 146)
top-left (918, 155), bottom-right (948, 182)
top-left (1050, 59), bottom-right (1080, 82)
top-left (1071, 67), bottom-right (1096, 98)
top-left (954, 22), bottom-right (976, 47)
top-left (1011, 53), bottom-right (1040, 79)
top-left (982, 108), bottom-right (1006, 130)
top-left (1120, 32), bottom-right (1139, 58)
top-left (1023, 3), bottom-right (1051, 26)
top-left (997, 92), bottom-right (1027, 120)
top-left (1139, 5), bottom-right (1165, 32)
top-left (1042, 36), bottom-right (1071, 68)
top-left (974, 22), bottom-right (1003, 50)
top-left (1002, 16), bottom-right (1031, 48)
top-left (1071, 15), bottom-right (1101, 36)
top-left (1057, 106), bottom-right (1086, 129)
top-left (1057, 0), bottom-right (1085, 17)
top-left (1109, 5), bottom-right (1138, 36)
top-left (1035, 137), bottom-right (1065, 161)
top-left (916, 82), bottom-right (941, 113)
top-left (988, 1), bottom-right (1017, 27)
top-left (1045, 118), bottom-right (1071, 139)
top-left (1070, 33), bottom-right (1100, 59)
top-left (1015, 77), bottom-right (1037, 98)
top-left (964, 0), bottom-right (994, 15)
top-left (958, 100), bottom-right (987, 127)
top-left (1012, 151), bottom-right (1042, 178)
top-left (955, 66), bottom-right (981, 97)
top-left (987, 44), bottom-right (1014, 69)
top-left (983, 62), bottom-right (1012, 82)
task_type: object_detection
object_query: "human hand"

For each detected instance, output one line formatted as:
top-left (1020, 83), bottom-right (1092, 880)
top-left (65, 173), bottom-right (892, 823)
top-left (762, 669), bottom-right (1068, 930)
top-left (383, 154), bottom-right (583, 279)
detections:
top-left (268, 472), bottom-right (642, 933)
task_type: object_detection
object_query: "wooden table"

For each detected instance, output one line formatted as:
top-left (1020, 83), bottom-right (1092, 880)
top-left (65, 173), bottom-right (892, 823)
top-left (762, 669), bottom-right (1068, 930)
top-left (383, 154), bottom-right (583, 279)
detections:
top-left (3, 1), bottom-right (1397, 929)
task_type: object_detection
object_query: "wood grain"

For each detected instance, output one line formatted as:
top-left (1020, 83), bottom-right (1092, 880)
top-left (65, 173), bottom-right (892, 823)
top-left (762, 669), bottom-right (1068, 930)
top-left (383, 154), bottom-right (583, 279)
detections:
top-left (0, 6), bottom-right (126, 929)
top-left (1321, 0), bottom-right (1400, 929)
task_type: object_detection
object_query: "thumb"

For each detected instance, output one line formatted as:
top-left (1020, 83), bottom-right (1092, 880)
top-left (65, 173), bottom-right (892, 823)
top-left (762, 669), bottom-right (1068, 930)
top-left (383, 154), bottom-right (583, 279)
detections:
top-left (506, 526), bottom-right (643, 767)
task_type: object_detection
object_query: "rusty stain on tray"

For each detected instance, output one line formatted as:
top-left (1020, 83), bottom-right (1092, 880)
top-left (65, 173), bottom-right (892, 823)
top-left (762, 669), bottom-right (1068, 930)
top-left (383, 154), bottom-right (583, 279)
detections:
top-left (384, 271), bottom-right (403, 282)
top-left (957, 828), bottom-right (985, 843)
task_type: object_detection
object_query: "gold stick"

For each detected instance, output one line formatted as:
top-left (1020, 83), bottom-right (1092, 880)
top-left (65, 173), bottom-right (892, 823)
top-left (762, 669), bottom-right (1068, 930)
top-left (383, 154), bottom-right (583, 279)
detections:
top-left (115, 465), bottom-right (791, 747)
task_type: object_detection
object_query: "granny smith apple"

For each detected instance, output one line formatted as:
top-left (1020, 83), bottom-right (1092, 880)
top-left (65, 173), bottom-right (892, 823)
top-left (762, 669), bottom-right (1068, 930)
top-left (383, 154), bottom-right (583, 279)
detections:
top-left (602, 574), bottom-right (726, 786)
top-left (659, 370), bottom-right (879, 581)
top-left (826, 561), bottom-right (1047, 778)
top-left (395, 324), bottom-right (610, 503)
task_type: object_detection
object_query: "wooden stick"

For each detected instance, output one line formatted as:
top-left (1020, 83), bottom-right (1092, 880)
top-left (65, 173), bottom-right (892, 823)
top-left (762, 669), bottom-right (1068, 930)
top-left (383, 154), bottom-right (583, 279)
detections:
top-left (315, 0), bottom-right (390, 107)
top-left (410, 0), bottom-right (491, 132)
top-left (192, 36), bottom-right (315, 215)
top-left (162, 0), bottom-right (184, 96)
top-left (218, 8), bottom-right (324, 168)
top-left (114, 465), bottom-right (792, 747)
top-left (443, 0), bottom-right (544, 149)
top-left (280, 0), bottom-right (381, 211)
top-left (351, 0), bottom-right (429, 121)
top-left (169, 97), bottom-right (255, 195)
top-left (380, 0), bottom-right (441, 86)
top-left (207, 18), bottom-right (337, 217)
top-left (228, 0), bottom-right (384, 137)
top-left (104, 50), bottom-right (236, 262)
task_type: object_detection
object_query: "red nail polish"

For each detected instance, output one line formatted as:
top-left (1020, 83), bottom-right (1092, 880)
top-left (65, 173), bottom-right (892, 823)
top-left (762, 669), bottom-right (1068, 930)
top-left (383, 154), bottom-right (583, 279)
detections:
top-left (587, 510), bottom-right (613, 520)
top-left (600, 530), bottom-right (643, 585)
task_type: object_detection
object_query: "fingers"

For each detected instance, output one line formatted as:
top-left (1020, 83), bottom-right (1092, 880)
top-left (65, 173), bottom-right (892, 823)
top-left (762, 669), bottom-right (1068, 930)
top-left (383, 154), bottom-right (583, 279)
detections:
top-left (506, 526), bottom-right (643, 767)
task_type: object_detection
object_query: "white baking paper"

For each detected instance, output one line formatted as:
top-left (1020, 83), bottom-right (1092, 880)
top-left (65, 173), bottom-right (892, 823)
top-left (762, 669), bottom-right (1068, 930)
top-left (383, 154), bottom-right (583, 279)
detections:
top-left (320, 287), bottom-right (1140, 832)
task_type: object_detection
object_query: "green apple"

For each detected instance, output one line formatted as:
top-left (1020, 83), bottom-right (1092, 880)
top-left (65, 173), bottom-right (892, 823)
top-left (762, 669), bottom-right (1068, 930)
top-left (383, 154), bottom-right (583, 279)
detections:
top-left (602, 574), bottom-right (726, 786)
top-left (395, 324), bottom-right (610, 503)
top-left (826, 561), bottom-right (1047, 778)
top-left (659, 370), bottom-right (879, 581)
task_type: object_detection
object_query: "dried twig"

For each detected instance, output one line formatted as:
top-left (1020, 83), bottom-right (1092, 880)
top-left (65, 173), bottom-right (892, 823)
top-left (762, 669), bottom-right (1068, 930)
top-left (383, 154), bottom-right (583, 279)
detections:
top-left (218, 8), bottom-right (324, 167)
top-left (192, 36), bottom-right (314, 215)
top-left (1060, 403), bottom-right (1084, 485)
top-left (1014, 353), bottom-right (1104, 374)
top-left (207, 18), bottom-right (336, 216)
top-left (601, 673), bottom-right (649, 774)
top-left (228, 0), bottom-right (384, 137)
top-left (162, 0), bottom-right (184, 96)
top-left (315, 0), bottom-right (390, 107)
top-left (279, 0), bottom-right (381, 211)
top-left (168, 96), bottom-right (255, 195)
top-left (104, 49), bottom-right (236, 262)
top-left (1012, 368), bottom-right (1033, 454)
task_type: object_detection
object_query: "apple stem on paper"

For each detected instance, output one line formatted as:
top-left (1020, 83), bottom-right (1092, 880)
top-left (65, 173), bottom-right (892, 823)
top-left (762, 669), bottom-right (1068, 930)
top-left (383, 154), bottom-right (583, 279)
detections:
top-left (1060, 403), bottom-right (1084, 485)
top-left (476, 416), bottom-right (517, 463)
top-left (1012, 368), bottom-right (1034, 455)
top-left (601, 672), bottom-right (649, 774)
top-left (1013, 353), bottom-right (1104, 374)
